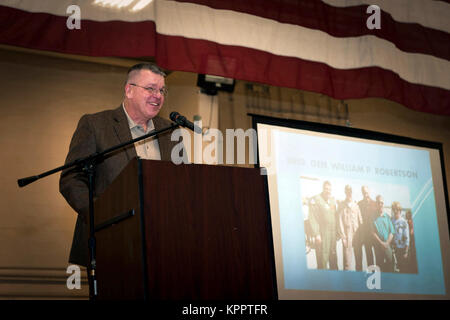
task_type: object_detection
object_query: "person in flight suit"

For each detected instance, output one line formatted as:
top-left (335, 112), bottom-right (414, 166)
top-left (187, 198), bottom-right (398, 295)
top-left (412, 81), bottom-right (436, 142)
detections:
top-left (309, 181), bottom-right (338, 270)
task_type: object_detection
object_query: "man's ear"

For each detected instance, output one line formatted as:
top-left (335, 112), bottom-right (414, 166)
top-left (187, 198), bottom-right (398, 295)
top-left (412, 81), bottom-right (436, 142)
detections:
top-left (124, 83), bottom-right (133, 98)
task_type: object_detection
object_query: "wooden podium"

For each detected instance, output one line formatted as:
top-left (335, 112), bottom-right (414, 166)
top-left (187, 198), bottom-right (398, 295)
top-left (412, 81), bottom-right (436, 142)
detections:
top-left (93, 158), bottom-right (276, 300)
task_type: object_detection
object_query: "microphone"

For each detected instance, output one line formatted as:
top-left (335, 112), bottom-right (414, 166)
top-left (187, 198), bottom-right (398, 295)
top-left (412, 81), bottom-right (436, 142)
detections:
top-left (170, 112), bottom-right (202, 134)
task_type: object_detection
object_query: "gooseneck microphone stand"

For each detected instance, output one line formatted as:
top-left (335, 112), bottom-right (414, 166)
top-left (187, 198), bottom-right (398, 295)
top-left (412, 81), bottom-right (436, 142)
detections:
top-left (17, 121), bottom-right (180, 300)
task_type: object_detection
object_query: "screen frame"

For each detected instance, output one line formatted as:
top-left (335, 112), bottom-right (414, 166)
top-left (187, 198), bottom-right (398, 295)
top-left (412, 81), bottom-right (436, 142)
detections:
top-left (251, 113), bottom-right (450, 300)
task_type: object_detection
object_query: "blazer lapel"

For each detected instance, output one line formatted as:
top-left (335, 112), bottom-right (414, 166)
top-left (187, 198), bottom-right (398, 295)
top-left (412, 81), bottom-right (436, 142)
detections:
top-left (111, 106), bottom-right (137, 161)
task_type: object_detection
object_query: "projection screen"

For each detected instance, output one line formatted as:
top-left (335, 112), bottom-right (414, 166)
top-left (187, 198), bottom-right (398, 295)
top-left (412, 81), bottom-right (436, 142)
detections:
top-left (252, 114), bottom-right (450, 300)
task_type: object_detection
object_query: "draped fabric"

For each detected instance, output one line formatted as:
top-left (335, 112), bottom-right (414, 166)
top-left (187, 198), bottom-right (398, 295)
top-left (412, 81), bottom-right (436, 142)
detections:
top-left (0, 0), bottom-right (449, 115)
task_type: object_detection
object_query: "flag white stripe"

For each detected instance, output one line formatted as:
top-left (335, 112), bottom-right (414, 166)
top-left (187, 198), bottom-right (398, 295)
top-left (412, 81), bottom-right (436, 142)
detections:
top-left (0, 0), bottom-right (156, 21)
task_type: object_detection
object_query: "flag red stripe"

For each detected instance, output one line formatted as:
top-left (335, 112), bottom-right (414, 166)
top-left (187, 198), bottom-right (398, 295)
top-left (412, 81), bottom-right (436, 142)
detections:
top-left (0, 5), bottom-right (156, 57)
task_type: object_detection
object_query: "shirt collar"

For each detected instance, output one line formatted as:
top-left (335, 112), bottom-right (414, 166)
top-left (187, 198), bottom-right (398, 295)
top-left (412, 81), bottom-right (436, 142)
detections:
top-left (122, 103), bottom-right (155, 133)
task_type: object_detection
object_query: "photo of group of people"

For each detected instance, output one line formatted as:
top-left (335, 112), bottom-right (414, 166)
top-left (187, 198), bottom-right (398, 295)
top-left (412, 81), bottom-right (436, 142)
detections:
top-left (258, 124), bottom-right (447, 296)
top-left (303, 180), bottom-right (418, 274)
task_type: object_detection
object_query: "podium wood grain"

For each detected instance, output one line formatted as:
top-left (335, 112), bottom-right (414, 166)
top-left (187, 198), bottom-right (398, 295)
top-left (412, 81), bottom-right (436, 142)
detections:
top-left (94, 158), bottom-right (276, 300)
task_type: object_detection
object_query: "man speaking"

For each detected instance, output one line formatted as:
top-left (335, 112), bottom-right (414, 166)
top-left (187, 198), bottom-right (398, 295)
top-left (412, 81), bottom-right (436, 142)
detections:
top-left (60, 63), bottom-right (182, 267)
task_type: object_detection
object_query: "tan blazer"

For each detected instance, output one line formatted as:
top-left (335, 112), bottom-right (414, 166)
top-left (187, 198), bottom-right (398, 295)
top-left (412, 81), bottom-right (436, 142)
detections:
top-left (60, 106), bottom-right (181, 266)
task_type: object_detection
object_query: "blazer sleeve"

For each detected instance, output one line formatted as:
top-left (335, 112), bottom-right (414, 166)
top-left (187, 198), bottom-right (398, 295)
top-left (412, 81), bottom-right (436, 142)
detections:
top-left (59, 114), bottom-right (97, 221)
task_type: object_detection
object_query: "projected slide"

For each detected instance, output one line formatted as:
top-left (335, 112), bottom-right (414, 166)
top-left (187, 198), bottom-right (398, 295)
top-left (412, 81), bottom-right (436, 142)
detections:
top-left (255, 118), bottom-right (450, 299)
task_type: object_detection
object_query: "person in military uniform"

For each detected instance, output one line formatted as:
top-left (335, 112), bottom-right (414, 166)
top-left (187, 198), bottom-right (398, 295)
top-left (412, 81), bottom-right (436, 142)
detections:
top-left (354, 185), bottom-right (377, 271)
top-left (338, 185), bottom-right (363, 270)
top-left (309, 181), bottom-right (338, 270)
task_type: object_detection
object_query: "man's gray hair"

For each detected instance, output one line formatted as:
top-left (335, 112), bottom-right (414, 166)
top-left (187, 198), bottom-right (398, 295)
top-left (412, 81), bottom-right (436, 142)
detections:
top-left (126, 62), bottom-right (166, 83)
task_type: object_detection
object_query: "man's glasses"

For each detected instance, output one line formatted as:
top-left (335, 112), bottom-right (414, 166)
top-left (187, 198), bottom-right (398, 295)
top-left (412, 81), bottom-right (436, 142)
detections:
top-left (129, 83), bottom-right (168, 97)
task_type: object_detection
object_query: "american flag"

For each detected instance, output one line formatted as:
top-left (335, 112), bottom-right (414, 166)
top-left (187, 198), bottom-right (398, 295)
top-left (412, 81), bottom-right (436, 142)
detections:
top-left (0, 0), bottom-right (448, 114)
